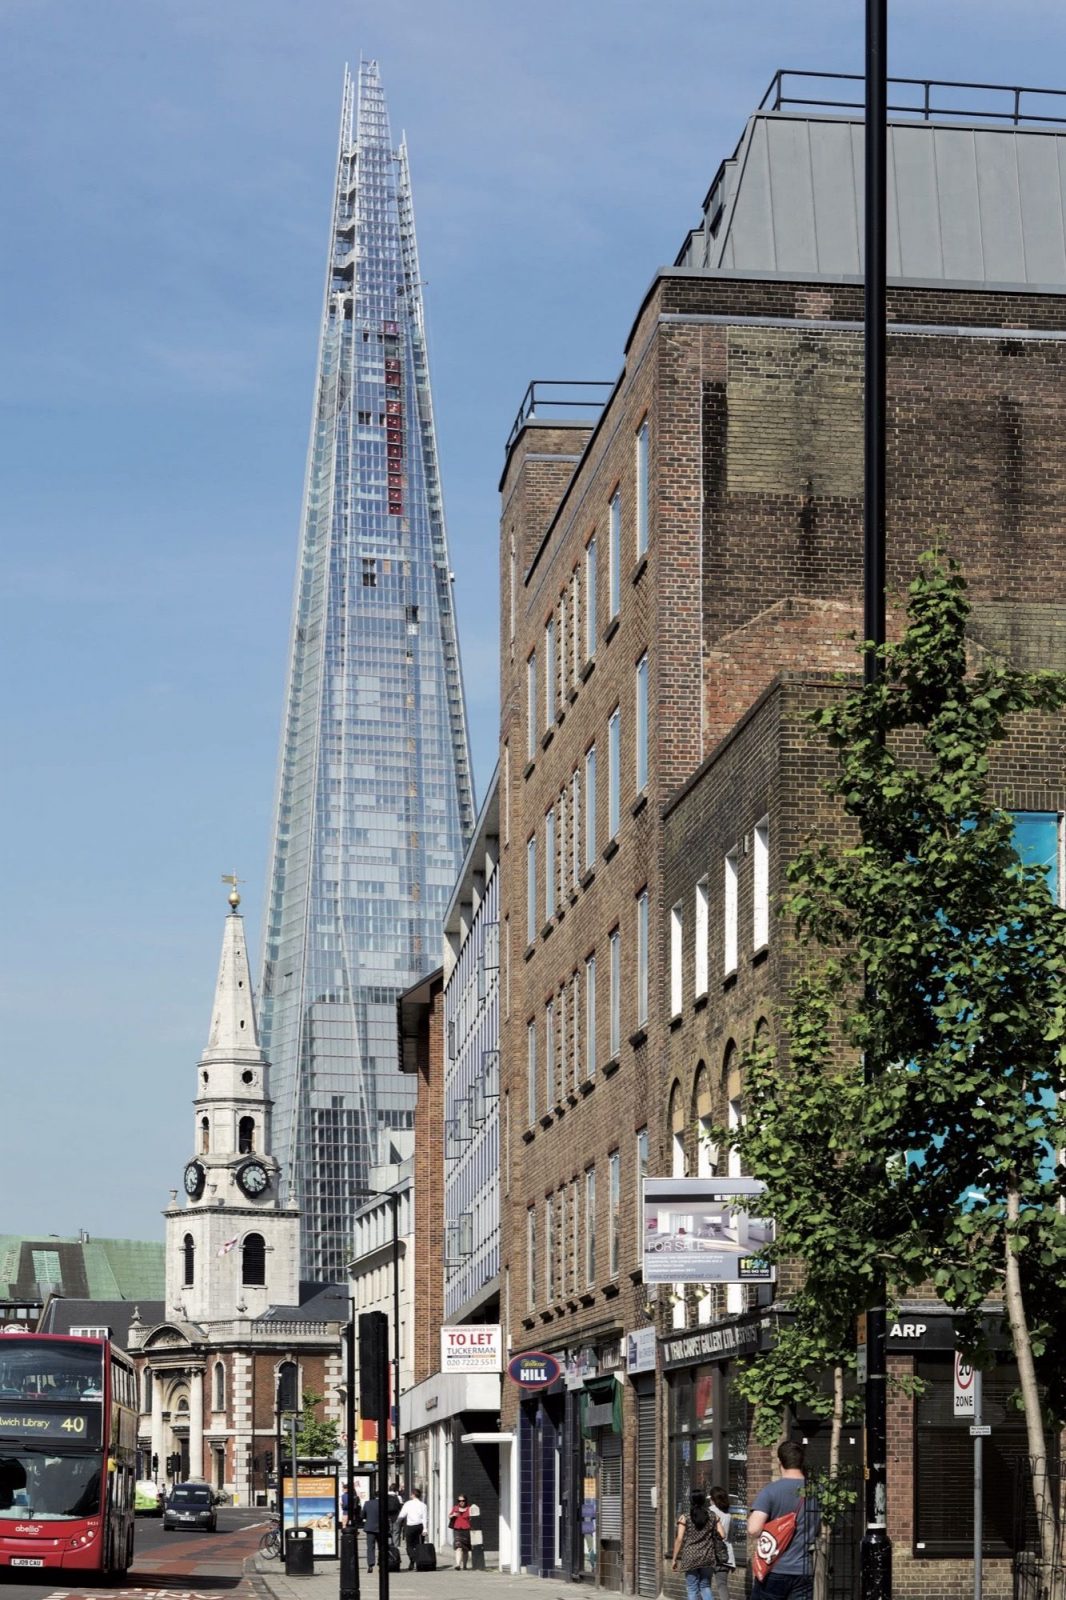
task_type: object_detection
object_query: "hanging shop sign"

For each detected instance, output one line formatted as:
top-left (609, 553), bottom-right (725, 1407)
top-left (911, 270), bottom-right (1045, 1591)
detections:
top-left (642, 1177), bottom-right (774, 1284)
top-left (507, 1351), bottom-right (561, 1390)
top-left (440, 1325), bottom-right (503, 1374)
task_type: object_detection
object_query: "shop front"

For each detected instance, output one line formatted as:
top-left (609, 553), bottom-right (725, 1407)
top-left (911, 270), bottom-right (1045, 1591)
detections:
top-left (403, 1369), bottom-right (502, 1563)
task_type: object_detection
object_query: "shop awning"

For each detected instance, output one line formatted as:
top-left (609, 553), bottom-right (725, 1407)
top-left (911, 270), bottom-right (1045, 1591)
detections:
top-left (460, 1432), bottom-right (513, 1445)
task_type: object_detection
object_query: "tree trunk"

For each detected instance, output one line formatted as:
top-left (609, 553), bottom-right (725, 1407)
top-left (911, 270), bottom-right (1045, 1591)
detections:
top-left (1004, 1186), bottom-right (1059, 1584)
top-left (812, 1366), bottom-right (845, 1600)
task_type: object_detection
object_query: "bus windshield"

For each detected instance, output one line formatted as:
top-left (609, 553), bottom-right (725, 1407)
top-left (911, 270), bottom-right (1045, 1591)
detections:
top-left (0, 1342), bottom-right (104, 1402)
top-left (0, 1451), bottom-right (102, 1520)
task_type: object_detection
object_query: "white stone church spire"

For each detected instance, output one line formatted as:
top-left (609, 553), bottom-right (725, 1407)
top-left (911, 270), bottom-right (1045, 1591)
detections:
top-left (205, 878), bottom-right (261, 1060)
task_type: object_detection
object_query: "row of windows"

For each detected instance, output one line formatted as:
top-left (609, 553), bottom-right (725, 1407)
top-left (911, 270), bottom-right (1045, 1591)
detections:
top-left (526, 1128), bottom-right (649, 1311)
top-left (669, 817), bottom-right (771, 1011)
top-left (524, 893), bottom-right (649, 1123)
top-left (526, 663), bottom-right (648, 944)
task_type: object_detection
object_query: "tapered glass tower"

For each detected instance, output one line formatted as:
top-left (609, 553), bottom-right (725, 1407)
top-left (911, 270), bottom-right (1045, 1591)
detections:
top-left (260, 61), bottom-right (474, 1280)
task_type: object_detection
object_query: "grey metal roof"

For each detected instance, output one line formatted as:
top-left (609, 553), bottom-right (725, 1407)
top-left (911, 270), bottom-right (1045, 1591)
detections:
top-left (678, 111), bottom-right (1066, 288)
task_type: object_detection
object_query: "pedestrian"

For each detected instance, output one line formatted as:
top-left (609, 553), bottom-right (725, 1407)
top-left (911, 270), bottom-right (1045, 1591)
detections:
top-left (395, 1484), bottom-right (429, 1568)
top-left (671, 1490), bottom-right (729, 1600)
top-left (387, 1479), bottom-right (403, 1542)
top-left (362, 1493), bottom-right (381, 1572)
top-left (708, 1487), bottom-right (735, 1600)
top-left (747, 1441), bottom-right (821, 1600)
top-left (448, 1492), bottom-right (472, 1570)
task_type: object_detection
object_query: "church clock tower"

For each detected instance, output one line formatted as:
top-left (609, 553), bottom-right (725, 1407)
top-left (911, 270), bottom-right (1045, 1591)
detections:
top-left (165, 884), bottom-right (300, 1323)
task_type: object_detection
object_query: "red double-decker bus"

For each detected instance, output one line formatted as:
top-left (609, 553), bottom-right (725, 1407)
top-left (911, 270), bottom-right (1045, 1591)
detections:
top-left (0, 1331), bottom-right (138, 1574)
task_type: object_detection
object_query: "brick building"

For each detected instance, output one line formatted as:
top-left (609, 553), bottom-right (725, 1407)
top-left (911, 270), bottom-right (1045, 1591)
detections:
top-left (497, 73), bottom-right (1066, 1598)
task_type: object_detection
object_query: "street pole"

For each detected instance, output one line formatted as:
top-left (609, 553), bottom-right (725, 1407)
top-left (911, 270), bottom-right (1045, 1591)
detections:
top-left (861, 4), bottom-right (892, 1600)
top-left (340, 1303), bottom-right (360, 1600)
top-left (290, 1414), bottom-right (300, 1535)
top-left (391, 1192), bottom-right (402, 1492)
top-left (973, 1368), bottom-right (984, 1600)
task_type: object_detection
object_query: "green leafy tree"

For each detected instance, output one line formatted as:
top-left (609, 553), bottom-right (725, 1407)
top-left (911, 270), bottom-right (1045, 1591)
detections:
top-left (737, 554), bottom-right (1066, 1577)
top-left (294, 1389), bottom-right (340, 1460)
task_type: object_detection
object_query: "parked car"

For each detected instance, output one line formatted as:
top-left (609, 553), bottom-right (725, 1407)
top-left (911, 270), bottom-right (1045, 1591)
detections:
top-left (135, 1480), bottom-right (164, 1515)
top-left (163, 1483), bottom-right (218, 1532)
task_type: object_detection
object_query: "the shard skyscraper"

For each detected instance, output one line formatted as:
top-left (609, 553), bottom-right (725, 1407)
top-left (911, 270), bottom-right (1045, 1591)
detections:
top-left (261, 61), bottom-right (475, 1280)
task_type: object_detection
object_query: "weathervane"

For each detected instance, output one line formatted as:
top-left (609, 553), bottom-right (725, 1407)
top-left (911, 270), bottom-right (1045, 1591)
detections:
top-left (221, 872), bottom-right (243, 911)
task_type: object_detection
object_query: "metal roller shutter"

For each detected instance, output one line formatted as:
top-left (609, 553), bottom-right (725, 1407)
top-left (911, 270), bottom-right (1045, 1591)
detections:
top-left (637, 1384), bottom-right (658, 1596)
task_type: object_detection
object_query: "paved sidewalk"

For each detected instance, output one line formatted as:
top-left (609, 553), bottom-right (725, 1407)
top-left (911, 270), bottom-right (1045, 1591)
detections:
top-left (248, 1539), bottom-right (594, 1600)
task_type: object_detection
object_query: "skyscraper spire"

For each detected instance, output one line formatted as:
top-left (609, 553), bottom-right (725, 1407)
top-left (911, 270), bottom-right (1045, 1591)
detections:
top-left (259, 61), bottom-right (473, 1279)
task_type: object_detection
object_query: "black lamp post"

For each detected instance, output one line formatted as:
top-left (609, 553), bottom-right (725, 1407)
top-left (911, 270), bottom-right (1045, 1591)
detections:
top-left (350, 1186), bottom-right (404, 1486)
top-left (861, 3), bottom-right (892, 1599)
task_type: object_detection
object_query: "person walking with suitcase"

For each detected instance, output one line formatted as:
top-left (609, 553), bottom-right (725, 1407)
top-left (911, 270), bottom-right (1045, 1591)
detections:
top-left (396, 1486), bottom-right (429, 1569)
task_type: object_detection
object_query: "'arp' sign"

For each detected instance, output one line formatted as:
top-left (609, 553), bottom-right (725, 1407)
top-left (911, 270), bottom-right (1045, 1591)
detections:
top-left (506, 1351), bottom-right (561, 1390)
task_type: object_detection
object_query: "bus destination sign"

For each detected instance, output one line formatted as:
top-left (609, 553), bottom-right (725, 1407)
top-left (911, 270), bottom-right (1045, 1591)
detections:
top-left (0, 1404), bottom-right (102, 1446)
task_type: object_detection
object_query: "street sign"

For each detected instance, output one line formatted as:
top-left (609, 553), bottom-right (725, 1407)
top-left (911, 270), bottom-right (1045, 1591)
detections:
top-left (953, 1351), bottom-right (975, 1418)
top-left (856, 1313), bottom-right (868, 1385)
top-left (970, 1424), bottom-right (991, 1437)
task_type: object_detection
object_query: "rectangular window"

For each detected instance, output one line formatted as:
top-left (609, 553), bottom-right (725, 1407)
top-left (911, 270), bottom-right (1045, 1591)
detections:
top-left (609, 927), bottom-right (621, 1058)
top-left (608, 707), bottom-right (621, 838)
top-left (585, 535), bottom-right (597, 657)
top-left (558, 1184), bottom-right (568, 1296)
top-left (695, 877), bottom-right (709, 998)
top-left (545, 617), bottom-right (556, 727)
top-left (585, 1166), bottom-right (596, 1285)
top-left (527, 1019), bottom-right (537, 1123)
top-left (546, 1195), bottom-right (555, 1303)
top-left (635, 419), bottom-right (649, 558)
top-left (753, 816), bottom-right (770, 949)
top-left (544, 807), bottom-right (555, 921)
top-left (557, 787), bottom-right (567, 908)
top-left (636, 1127), bottom-right (649, 1253)
top-left (527, 1205), bottom-right (536, 1308)
top-left (584, 744), bottom-right (597, 869)
top-left (571, 568), bottom-right (581, 686)
top-left (670, 900), bottom-right (683, 1016)
top-left (571, 971), bottom-right (580, 1089)
top-left (526, 651), bottom-right (537, 762)
top-left (526, 835), bottom-right (537, 945)
top-left (585, 953), bottom-right (597, 1077)
top-left (608, 490), bottom-right (621, 618)
top-left (635, 654), bottom-right (648, 793)
top-left (609, 1149), bottom-right (621, 1278)
top-left (724, 849), bottom-right (739, 974)
top-left (571, 768), bottom-right (581, 886)
top-left (545, 999), bottom-right (556, 1108)
top-left (637, 889), bottom-right (649, 1027)
top-left (571, 1178), bottom-right (580, 1294)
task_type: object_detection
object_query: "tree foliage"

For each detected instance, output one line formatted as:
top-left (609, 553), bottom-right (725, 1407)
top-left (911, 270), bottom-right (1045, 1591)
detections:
top-left (736, 554), bottom-right (1066, 1480)
top-left (295, 1389), bottom-right (340, 1459)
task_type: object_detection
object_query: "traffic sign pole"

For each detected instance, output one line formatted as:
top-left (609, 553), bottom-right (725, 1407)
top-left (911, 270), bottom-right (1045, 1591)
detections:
top-left (973, 1367), bottom-right (983, 1600)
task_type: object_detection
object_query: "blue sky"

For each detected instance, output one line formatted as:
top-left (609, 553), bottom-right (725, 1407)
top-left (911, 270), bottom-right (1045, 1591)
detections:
top-left (2, 0), bottom-right (1064, 1244)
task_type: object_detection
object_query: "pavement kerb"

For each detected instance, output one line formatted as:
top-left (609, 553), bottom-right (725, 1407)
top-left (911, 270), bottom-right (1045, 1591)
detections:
top-left (246, 1550), bottom-right (606, 1600)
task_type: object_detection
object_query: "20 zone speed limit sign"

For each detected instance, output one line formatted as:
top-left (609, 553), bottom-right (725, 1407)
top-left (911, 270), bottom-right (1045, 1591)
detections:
top-left (954, 1351), bottom-right (976, 1418)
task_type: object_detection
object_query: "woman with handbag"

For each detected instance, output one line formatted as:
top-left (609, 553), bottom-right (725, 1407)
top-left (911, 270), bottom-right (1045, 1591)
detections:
top-left (670, 1490), bottom-right (729, 1600)
top-left (448, 1493), bottom-right (472, 1570)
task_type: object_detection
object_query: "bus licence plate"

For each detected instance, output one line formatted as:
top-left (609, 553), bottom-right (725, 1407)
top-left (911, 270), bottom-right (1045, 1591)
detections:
top-left (11, 1559), bottom-right (45, 1567)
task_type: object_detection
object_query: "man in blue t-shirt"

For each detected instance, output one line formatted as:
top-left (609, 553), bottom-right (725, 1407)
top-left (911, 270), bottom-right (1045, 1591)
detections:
top-left (746, 1441), bottom-right (821, 1599)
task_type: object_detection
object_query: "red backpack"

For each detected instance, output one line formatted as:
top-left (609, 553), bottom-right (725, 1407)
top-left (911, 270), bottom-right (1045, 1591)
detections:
top-left (751, 1510), bottom-right (798, 1582)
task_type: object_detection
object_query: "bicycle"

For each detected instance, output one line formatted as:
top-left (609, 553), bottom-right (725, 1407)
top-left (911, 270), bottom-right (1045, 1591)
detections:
top-left (259, 1519), bottom-right (282, 1559)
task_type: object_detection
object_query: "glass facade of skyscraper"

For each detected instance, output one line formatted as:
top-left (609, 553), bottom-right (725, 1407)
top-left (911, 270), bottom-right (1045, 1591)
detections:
top-left (260, 61), bottom-right (474, 1281)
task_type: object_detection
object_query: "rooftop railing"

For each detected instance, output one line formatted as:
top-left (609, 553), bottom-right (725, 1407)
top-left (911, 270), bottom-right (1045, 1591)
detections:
top-left (760, 69), bottom-right (1066, 128)
top-left (506, 380), bottom-right (614, 454)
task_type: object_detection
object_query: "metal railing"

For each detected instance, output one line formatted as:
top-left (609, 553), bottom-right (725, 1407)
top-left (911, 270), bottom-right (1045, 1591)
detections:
top-left (760, 70), bottom-right (1066, 128)
top-left (505, 380), bottom-right (614, 454)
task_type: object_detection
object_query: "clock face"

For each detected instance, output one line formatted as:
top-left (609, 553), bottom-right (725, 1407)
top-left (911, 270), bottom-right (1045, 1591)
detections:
top-left (238, 1160), bottom-right (270, 1198)
top-left (184, 1161), bottom-right (205, 1198)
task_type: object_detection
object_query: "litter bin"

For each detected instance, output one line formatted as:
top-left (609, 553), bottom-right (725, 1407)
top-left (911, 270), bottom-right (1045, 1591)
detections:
top-left (285, 1527), bottom-right (315, 1576)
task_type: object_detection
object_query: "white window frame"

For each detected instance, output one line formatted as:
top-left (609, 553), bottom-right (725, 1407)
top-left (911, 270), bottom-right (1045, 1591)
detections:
top-left (585, 953), bottom-right (597, 1078)
top-left (608, 489), bottom-right (621, 618)
top-left (584, 744), bottom-right (597, 870)
top-left (546, 1194), bottom-right (555, 1303)
top-left (724, 848), bottom-right (739, 975)
top-left (695, 876), bottom-right (709, 998)
top-left (527, 1019), bottom-right (537, 1122)
top-left (753, 816), bottom-right (770, 950)
top-left (571, 567), bottom-right (580, 686)
top-left (571, 768), bottom-right (581, 886)
top-left (545, 998), bottom-right (556, 1108)
top-left (608, 1149), bottom-right (621, 1278)
top-left (636, 1127), bottom-right (649, 1253)
top-left (526, 834), bottom-right (537, 946)
top-left (670, 900), bottom-right (683, 1016)
top-left (635, 653), bottom-right (648, 793)
top-left (527, 1204), bottom-right (536, 1308)
top-left (544, 618), bottom-right (556, 727)
top-left (585, 1166), bottom-right (596, 1285)
top-left (608, 707), bottom-right (621, 839)
top-left (584, 535), bottom-right (597, 658)
top-left (526, 650), bottom-right (537, 762)
top-left (635, 419), bottom-right (649, 558)
top-left (637, 889), bottom-right (649, 1027)
top-left (544, 807), bottom-right (555, 922)
top-left (608, 927), bottom-right (621, 1058)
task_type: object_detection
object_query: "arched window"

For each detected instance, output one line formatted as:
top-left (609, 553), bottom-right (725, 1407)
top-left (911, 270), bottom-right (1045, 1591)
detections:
top-left (238, 1116), bottom-right (255, 1155)
top-left (182, 1234), bottom-right (195, 1288)
top-left (242, 1233), bottom-right (266, 1286)
top-left (143, 1367), bottom-right (153, 1414)
top-left (200, 1116), bottom-right (210, 1154)
top-left (213, 1360), bottom-right (225, 1412)
top-left (276, 1360), bottom-right (299, 1413)
top-left (692, 1063), bottom-right (717, 1178)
